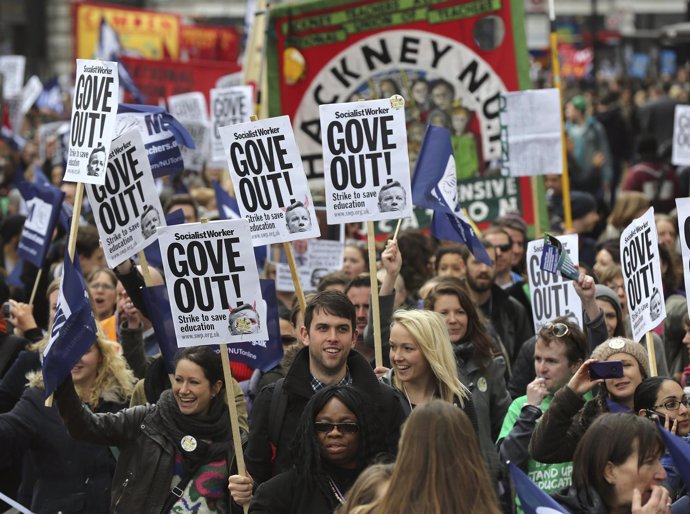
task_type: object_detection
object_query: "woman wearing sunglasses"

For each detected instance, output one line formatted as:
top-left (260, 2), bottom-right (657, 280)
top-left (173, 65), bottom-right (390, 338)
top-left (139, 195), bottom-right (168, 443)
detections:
top-left (634, 376), bottom-right (690, 500)
top-left (530, 337), bottom-right (650, 464)
top-left (249, 385), bottom-right (387, 514)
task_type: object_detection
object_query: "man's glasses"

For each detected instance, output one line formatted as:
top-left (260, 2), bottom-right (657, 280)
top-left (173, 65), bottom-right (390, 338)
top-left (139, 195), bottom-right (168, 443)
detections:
top-left (541, 322), bottom-right (569, 338)
top-left (654, 398), bottom-right (689, 411)
top-left (314, 422), bottom-right (360, 434)
top-left (496, 243), bottom-right (512, 252)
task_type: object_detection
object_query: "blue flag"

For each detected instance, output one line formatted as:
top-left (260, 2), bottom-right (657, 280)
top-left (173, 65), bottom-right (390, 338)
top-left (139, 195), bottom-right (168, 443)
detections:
top-left (140, 284), bottom-right (179, 374)
top-left (143, 209), bottom-right (186, 270)
top-left (212, 180), bottom-right (267, 271)
top-left (36, 77), bottom-right (65, 115)
top-left (16, 180), bottom-right (65, 268)
top-left (218, 279), bottom-right (283, 372)
top-left (658, 426), bottom-right (690, 490)
top-left (117, 104), bottom-right (195, 178)
top-left (411, 125), bottom-right (492, 266)
top-left (508, 462), bottom-right (568, 514)
top-left (42, 244), bottom-right (98, 397)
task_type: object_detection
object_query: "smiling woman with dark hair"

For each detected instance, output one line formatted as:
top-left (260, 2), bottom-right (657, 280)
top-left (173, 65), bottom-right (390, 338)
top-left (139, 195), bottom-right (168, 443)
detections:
top-left (248, 385), bottom-right (387, 514)
top-left (55, 345), bottom-right (244, 513)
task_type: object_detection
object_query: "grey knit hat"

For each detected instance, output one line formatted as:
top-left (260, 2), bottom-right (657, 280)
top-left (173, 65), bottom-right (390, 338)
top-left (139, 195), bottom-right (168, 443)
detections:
top-left (595, 285), bottom-right (622, 314)
top-left (590, 337), bottom-right (650, 378)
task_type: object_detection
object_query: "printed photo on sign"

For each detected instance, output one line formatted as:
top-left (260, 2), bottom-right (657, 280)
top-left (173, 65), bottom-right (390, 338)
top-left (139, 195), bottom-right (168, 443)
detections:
top-left (676, 198), bottom-right (690, 318)
top-left (157, 219), bottom-right (267, 346)
top-left (219, 115), bottom-right (320, 245)
top-left (619, 207), bottom-right (666, 342)
top-left (210, 85), bottom-right (253, 163)
top-left (63, 59), bottom-right (119, 186)
top-left (320, 97), bottom-right (412, 224)
top-left (527, 234), bottom-right (582, 332)
top-left (86, 130), bottom-right (165, 268)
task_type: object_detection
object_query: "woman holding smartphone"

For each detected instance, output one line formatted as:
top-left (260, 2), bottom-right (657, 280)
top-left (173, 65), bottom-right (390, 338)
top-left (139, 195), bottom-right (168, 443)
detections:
top-left (529, 338), bottom-right (650, 464)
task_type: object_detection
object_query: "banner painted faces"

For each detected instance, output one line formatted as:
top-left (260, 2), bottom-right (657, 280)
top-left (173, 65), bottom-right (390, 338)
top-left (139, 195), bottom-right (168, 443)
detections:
top-left (158, 219), bottom-right (267, 346)
top-left (220, 115), bottom-right (319, 245)
top-left (63, 59), bottom-right (119, 186)
top-left (86, 130), bottom-right (164, 267)
top-left (320, 97), bottom-right (412, 224)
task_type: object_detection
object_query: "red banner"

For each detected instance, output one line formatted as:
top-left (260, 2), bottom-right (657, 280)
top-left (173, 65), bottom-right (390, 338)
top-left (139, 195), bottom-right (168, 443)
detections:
top-left (180, 24), bottom-right (241, 62)
top-left (120, 56), bottom-right (240, 106)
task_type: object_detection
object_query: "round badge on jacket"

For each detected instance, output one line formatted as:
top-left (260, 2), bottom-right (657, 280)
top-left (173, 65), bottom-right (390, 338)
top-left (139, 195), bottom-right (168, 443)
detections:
top-left (181, 435), bottom-right (197, 452)
top-left (477, 377), bottom-right (488, 392)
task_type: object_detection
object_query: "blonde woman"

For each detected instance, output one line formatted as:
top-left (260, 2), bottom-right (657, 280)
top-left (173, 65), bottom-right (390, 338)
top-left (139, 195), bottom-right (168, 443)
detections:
top-left (335, 463), bottom-right (393, 514)
top-left (384, 309), bottom-right (471, 412)
top-left (600, 191), bottom-right (650, 241)
top-left (0, 337), bottom-right (134, 513)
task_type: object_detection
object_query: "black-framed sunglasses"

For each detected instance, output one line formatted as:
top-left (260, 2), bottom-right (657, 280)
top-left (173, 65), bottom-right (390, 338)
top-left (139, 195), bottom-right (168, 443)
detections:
top-left (314, 422), bottom-right (360, 434)
top-left (542, 322), bottom-right (569, 338)
top-left (653, 398), bottom-right (689, 411)
top-left (496, 243), bottom-right (512, 252)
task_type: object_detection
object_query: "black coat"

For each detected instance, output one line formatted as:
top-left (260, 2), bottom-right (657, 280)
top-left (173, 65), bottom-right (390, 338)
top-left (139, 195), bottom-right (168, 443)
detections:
top-left (250, 468), bottom-right (352, 514)
top-left (245, 347), bottom-right (404, 485)
top-left (0, 386), bottom-right (124, 514)
top-left (55, 381), bottom-right (243, 514)
top-left (550, 486), bottom-right (609, 514)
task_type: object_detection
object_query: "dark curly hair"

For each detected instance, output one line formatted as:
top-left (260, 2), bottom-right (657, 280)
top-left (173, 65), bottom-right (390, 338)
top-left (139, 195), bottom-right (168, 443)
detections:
top-left (291, 385), bottom-right (386, 479)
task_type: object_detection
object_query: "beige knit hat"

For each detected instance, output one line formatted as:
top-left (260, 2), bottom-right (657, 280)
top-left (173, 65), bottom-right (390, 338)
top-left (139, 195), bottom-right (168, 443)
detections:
top-left (590, 337), bottom-right (650, 378)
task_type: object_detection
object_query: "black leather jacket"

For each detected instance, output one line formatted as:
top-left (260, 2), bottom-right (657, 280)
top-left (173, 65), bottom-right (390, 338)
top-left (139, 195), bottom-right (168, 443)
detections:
top-left (55, 380), bottom-right (243, 514)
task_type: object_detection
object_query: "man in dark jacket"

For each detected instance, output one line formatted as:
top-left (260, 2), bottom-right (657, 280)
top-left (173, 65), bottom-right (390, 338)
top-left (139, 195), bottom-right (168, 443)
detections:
top-left (463, 241), bottom-right (533, 364)
top-left (233, 291), bottom-right (404, 502)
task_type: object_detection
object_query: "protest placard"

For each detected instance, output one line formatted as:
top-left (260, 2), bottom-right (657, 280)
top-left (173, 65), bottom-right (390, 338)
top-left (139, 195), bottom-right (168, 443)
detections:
top-left (320, 97), bottom-right (412, 224)
top-left (63, 59), bottom-right (119, 186)
top-left (210, 86), bottom-right (253, 163)
top-left (157, 219), bottom-right (267, 346)
top-left (220, 115), bottom-right (320, 245)
top-left (672, 105), bottom-right (690, 166)
top-left (620, 207), bottom-right (666, 342)
top-left (499, 88), bottom-right (563, 176)
top-left (168, 92), bottom-right (210, 172)
top-left (527, 234), bottom-right (582, 332)
top-left (86, 129), bottom-right (164, 267)
top-left (0, 55), bottom-right (26, 98)
top-left (20, 76), bottom-right (43, 116)
top-left (276, 239), bottom-right (344, 292)
top-left (676, 198), bottom-right (690, 319)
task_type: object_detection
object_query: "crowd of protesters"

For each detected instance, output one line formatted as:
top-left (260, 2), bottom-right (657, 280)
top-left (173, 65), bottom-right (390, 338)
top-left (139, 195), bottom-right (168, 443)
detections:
top-left (2, 68), bottom-right (690, 514)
